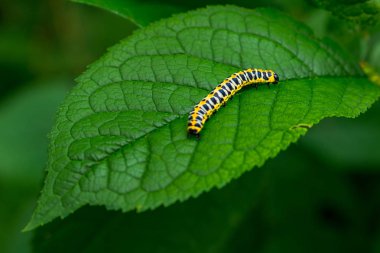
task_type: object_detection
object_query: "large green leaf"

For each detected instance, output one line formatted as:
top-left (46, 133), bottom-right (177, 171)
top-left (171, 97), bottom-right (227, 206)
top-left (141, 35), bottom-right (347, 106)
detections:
top-left (25, 6), bottom-right (380, 230)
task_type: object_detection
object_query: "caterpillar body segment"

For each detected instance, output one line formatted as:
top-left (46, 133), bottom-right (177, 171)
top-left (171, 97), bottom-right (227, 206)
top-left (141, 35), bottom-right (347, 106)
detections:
top-left (187, 68), bottom-right (279, 139)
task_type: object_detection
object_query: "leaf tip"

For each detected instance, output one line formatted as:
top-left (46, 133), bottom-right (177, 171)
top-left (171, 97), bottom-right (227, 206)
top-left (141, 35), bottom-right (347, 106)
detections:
top-left (22, 194), bottom-right (70, 231)
top-left (22, 221), bottom-right (38, 232)
top-left (22, 211), bottom-right (44, 232)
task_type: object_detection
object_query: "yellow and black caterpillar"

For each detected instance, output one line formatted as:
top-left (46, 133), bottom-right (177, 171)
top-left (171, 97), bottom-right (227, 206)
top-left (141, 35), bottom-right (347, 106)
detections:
top-left (187, 68), bottom-right (279, 139)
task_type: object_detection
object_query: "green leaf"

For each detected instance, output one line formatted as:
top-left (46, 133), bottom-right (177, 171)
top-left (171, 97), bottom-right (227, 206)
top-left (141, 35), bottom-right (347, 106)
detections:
top-left (72, 0), bottom-right (183, 27)
top-left (25, 6), bottom-right (380, 230)
top-left (0, 80), bottom-right (68, 253)
top-left (0, 81), bottom-right (69, 185)
top-left (309, 0), bottom-right (380, 27)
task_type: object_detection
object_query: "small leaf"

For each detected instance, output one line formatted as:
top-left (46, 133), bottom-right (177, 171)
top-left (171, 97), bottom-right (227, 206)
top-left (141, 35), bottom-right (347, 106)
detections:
top-left (0, 80), bottom-right (68, 252)
top-left (25, 6), bottom-right (380, 230)
top-left (309, 0), bottom-right (380, 27)
top-left (0, 81), bottom-right (68, 185)
top-left (72, 0), bottom-right (184, 27)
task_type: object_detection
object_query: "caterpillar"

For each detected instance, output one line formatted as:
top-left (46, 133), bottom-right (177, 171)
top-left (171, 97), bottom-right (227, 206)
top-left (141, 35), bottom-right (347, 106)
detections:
top-left (187, 68), bottom-right (279, 139)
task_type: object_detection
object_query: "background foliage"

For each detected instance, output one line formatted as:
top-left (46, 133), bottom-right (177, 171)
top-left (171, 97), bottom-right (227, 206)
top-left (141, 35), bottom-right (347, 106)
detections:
top-left (0, 0), bottom-right (379, 252)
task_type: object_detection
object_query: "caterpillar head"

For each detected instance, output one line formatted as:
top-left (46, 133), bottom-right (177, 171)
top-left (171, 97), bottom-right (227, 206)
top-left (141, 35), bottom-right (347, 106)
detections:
top-left (273, 73), bottom-right (279, 84)
top-left (265, 70), bottom-right (279, 84)
top-left (187, 127), bottom-right (201, 139)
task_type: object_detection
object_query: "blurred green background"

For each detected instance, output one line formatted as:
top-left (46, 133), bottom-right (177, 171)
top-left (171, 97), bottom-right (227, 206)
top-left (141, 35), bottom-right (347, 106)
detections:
top-left (0, 0), bottom-right (379, 252)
